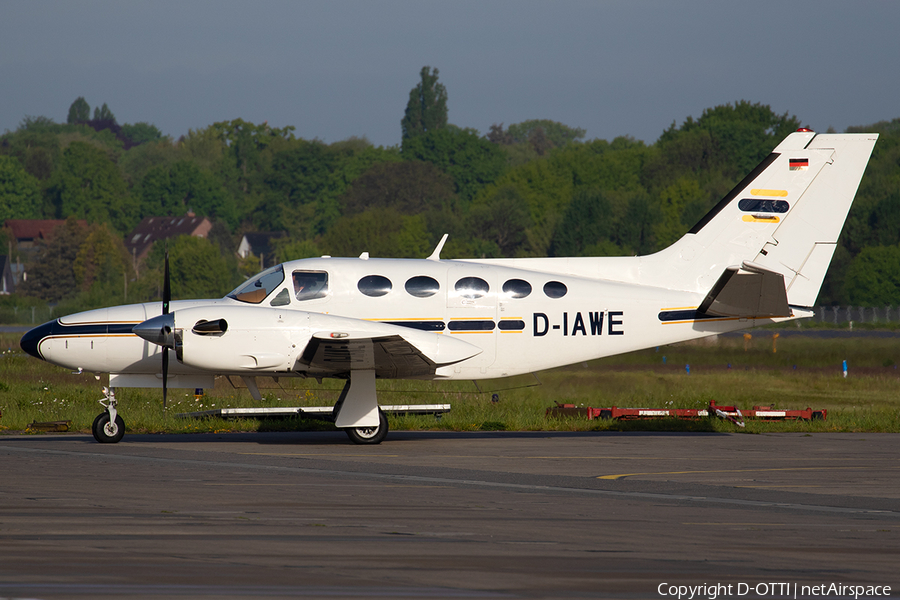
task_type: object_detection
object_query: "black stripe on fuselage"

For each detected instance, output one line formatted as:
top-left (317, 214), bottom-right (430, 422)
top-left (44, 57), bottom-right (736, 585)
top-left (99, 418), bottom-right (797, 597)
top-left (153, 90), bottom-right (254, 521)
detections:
top-left (382, 321), bottom-right (446, 332)
top-left (658, 310), bottom-right (722, 322)
top-left (447, 320), bottom-right (496, 332)
top-left (50, 321), bottom-right (138, 336)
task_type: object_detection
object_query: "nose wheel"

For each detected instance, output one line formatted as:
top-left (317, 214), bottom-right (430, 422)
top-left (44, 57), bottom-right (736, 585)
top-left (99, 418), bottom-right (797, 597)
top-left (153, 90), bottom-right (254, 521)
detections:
top-left (92, 386), bottom-right (125, 443)
top-left (92, 412), bottom-right (125, 443)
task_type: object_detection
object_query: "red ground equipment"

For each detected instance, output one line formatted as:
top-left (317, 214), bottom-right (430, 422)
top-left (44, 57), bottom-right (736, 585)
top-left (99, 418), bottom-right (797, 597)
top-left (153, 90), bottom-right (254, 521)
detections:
top-left (546, 401), bottom-right (826, 425)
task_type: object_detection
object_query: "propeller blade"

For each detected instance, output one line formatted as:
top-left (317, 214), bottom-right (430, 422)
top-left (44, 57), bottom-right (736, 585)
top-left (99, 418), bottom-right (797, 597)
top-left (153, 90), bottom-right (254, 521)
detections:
top-left (162, 347), bottom-right (169, 410)
top-left (162, 250), bottom-right (171, 315)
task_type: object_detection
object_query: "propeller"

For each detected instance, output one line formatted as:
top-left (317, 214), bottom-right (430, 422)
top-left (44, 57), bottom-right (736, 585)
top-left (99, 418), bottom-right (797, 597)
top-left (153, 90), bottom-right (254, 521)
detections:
top-left (132, 250), bottom-right (173, 409)
top-left (162, 249), bottom-right (170, 408)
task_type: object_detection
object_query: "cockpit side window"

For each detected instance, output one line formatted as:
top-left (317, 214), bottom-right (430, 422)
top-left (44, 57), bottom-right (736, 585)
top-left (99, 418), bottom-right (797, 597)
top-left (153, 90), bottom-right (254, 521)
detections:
top-left (269, 288), bottom-right (291, 306)
top-left (229, 265), bottom-right (285, 304)
top-left (293, 270), bottom-right (329, 301)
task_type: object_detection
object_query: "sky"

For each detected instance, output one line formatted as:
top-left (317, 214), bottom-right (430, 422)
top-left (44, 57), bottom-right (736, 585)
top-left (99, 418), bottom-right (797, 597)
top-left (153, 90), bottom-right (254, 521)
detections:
top-left (2, 1), bottom-right (898, 147)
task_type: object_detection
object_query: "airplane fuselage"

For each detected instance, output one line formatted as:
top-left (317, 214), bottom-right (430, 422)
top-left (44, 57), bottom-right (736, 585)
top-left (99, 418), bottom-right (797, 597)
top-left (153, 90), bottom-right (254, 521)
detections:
top-left (23, 255), bottom-right (781, 384)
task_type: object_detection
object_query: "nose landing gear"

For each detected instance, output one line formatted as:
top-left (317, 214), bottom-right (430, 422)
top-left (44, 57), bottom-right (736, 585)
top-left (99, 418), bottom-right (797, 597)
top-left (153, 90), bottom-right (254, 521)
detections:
top-left (92, 387), bottom-right (125, 443)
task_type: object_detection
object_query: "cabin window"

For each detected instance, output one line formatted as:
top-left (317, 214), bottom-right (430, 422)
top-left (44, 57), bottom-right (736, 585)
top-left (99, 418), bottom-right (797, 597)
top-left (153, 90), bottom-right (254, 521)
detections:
top-left (455, 277), bottom-right (490, 299)
top-left (229, 265), bottom-right (285, 304)
top-left (738, 199), bottom-right (790, 213)
top-left (543, 281), bottom-right (567, 299)
top-left (292, 270), bottom-right (329, 301)
top-left (358, 275), bottom-right (392, 297)
top-left (269, 288), bottom-right (291, 306)
top-left (405, 275), bottom-right (440, 298)
top-left (502, 279), bottom-right (532, 299)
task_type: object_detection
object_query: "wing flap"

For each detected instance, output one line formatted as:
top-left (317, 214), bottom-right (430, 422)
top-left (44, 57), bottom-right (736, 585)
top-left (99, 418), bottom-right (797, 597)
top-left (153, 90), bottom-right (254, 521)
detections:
top-left (300, 334), bottom-right (437, 378)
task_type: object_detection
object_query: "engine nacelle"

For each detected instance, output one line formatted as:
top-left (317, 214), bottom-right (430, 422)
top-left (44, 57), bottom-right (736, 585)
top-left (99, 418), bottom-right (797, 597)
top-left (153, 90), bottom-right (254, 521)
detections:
top-left (146, 304), bottom-right (482, 376)
top-left (173, 305), bottom-right (309, 373)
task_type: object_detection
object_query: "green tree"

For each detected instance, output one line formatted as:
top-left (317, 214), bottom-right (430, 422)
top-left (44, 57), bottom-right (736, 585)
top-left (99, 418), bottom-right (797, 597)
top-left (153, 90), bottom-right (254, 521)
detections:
top-left (339, 160), bottom-right (457, 216)
top-left (143, 236), bottom-right (235, 300)
top-left (841, 128), bottom-right (900, 255)
top-left (323, 208), bottom-right (430, 258)
top-left (401, 126), bottom-right (506, 204)
top-left (67, 97), bottom-right (90, 124)
top-left (654, 101), bottom-right (800, 182)
top-left (93, 102), bottom-right (116, 122)
top-left (118, 138), bottom-right (179, 187)
top-left (843, 245), bottom-right (900, 305)
top-left (258, 140), bottom-right (343, 237)
top-left (0, 155), bottom-right (42, 220)
top-left (73, 223), bottom-right (132, 293)
top-left (468, 185), bottom-right (531, 257)
top-left (474, 137), bottom-right (649, 256)
top-left (211, 118), bottom-right (295, 189)
top-left (550, 187), bottom-right (615, 257)
top-left (138, 161), bottom-right (236, 228)
top-left (259, 139), bottom-right (398, 237)
top-left (18, 217), bottom-right (88, 302)
top-left (47, 142), bottom-right (137, 232)
top-left (178, 125), bottom-right (227, 172)
top-left (653, 177), bottom-right (705, 248)
top-left (401, 66), bottom-right (448, 140)
top-left (200, 119), bottom-right (296, 228)
top-left (120, 122), bottom-right (163, 145)
top-left (505, 119), bottom-right (587, 148)
top-left (271, 238), bottom-right (321, 264)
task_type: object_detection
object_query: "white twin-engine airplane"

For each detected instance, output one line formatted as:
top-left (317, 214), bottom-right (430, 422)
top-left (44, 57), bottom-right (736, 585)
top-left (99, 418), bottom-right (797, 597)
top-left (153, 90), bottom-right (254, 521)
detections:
top-left (21, 130), bottom-right (877, 444)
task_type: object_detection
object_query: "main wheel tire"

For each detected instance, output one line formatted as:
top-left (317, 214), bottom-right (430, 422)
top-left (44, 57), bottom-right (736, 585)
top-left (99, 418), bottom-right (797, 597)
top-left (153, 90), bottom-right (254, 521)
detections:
top-left (92, 412), bottom-right (125, 444)
top-left (344, 409), bottom-right (388, 445)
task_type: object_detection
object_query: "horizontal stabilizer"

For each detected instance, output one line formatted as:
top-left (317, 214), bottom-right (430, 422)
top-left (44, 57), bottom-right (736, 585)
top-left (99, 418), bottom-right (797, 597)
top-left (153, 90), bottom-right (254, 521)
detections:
top-left (698, 263), bottom-right (790, 318)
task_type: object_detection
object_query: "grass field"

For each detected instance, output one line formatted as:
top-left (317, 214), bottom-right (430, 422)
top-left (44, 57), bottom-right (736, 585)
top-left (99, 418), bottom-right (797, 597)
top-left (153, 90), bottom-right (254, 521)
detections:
top-left (2, 330), bottom-right (899, 436)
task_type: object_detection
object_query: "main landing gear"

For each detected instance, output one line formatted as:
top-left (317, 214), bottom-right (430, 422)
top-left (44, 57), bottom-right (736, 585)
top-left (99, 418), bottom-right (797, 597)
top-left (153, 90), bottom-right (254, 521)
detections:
top-left (92, 387), bottom-right (125, 443)
top-left (333, 370), bottom-right (389, 445)
top-left (344, 408), bottom-right (389, 445)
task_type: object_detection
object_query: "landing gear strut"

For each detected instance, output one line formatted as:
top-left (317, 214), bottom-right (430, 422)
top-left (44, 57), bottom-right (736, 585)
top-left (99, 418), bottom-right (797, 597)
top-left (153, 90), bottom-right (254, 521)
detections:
top-left (332, 370), bottom-right (388, 444)
top-left (92, 387), bottom-right (125, 443)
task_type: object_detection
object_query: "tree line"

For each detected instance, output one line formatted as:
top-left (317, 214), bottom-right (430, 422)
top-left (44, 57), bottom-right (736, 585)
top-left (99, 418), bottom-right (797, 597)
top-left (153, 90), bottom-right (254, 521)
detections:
top-left (2, 66), bottom-right (899, 313)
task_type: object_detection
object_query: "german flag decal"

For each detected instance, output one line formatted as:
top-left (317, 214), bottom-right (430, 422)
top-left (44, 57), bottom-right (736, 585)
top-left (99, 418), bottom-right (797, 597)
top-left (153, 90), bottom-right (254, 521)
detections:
top-left (789, 158), bottom-right (809, 171)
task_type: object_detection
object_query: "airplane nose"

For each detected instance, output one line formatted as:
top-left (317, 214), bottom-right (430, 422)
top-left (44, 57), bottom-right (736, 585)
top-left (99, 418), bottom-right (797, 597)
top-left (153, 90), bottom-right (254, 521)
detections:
top-left (20, 320), bottom-right (56, 360)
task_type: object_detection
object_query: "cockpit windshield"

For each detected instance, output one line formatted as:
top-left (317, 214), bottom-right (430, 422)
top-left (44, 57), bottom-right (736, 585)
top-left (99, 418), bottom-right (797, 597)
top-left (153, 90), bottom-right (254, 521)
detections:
top-left (228, 265), bottom-right (285, 304)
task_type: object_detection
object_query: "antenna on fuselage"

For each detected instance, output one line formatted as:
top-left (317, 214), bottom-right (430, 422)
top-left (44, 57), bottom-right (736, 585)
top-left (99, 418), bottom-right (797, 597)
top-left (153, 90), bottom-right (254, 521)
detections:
top-left (427, 233), bottom-right (449, 261)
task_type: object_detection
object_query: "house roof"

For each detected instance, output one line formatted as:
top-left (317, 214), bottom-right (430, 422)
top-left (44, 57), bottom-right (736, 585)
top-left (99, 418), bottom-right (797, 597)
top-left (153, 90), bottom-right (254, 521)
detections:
top-left (125, 214), bottom-right (213, 261)
top-left (5, 219), bottom-right (89, 242)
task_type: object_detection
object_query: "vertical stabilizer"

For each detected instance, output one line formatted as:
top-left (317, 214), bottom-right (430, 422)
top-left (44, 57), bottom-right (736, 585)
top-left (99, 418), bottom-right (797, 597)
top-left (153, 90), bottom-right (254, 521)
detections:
top-left (751, 133), bottom-right (878, 306)
top-left (644, 131), bottom-right (877, 307)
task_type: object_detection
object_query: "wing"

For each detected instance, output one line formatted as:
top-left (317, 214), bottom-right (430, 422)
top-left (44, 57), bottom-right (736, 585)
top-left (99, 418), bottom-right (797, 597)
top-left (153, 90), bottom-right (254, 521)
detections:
top-left (299, 333), bottom-right (437, 378)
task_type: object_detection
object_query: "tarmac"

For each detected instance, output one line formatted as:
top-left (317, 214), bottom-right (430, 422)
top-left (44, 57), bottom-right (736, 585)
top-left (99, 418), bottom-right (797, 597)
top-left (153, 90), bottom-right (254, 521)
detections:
top-left (0, 430), bottom-right (898, 599)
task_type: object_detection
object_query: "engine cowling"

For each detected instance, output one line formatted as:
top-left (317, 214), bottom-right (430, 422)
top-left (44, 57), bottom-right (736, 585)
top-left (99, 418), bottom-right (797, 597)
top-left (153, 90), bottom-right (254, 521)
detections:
top-left (134, 304), bottom-right (482, 377)
top-left (171, 305), bottom-right (308, 373)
